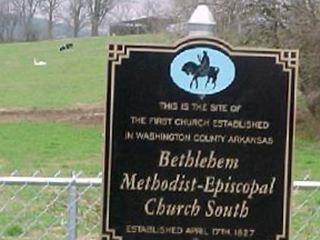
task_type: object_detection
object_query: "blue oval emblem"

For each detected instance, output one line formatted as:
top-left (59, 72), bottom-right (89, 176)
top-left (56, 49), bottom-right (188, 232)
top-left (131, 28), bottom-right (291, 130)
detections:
top-left (170, 47), bottom-right (236, 95)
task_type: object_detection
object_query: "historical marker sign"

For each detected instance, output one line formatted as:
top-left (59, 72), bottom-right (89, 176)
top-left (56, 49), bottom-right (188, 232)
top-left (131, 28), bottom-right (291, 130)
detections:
top-left (102, 38), bottom-right (298, 240)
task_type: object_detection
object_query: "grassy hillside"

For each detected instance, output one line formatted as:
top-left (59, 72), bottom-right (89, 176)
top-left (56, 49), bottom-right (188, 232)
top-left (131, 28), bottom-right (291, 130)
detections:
top-left (0, 33), bottom-right (319, 179)
top-left (0, 34), bottom-right (177, 109)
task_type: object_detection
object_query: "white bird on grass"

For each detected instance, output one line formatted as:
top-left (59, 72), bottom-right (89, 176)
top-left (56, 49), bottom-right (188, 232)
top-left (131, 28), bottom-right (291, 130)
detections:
top-left (33, 58), bottom-right (47, 66)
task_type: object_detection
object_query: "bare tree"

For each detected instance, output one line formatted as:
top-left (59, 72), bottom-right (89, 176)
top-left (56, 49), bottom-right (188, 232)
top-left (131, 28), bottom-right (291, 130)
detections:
top-left (244, 0), bottom-right (290, 47)
top-left (132, 0), bottom-right (173, 33)
top-left (108, 1), bottom-right (135, 22)
top-left (86, 0), bottom-right (117, 36)
top-left (236, 0), bottom-right (320, 122)
top-left (7, 16), bottom-right (19, 42)
top-left (172, 0), bottom-right (198, 22)
top-left (141, 0), bottom-right (165, 17)
top-left (286, 0), bottom-right (320, 120)
top-left (64, 0), bottom-right (87, 37)
top-left (0, 0), bottom-right (21, 42)
top-left (12, 0), bottom-right (42, 41)
top-left (0, 0), bottom-right (9, 41)
top-left (41, 0), bottom-right (62, 39)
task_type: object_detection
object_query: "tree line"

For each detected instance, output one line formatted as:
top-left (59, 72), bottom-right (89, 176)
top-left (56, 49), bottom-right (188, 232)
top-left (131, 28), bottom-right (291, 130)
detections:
top-left (0, 0), bottom-right (126, 41)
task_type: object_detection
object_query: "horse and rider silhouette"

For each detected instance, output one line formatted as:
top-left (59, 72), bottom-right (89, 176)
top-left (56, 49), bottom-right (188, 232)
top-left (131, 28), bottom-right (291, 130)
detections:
top-left (181, 51), bottom-right (220, 89)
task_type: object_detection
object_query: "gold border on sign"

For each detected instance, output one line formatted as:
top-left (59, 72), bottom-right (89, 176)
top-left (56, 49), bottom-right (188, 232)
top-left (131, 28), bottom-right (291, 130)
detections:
top-left (102, 37), bottom-right (299, 240)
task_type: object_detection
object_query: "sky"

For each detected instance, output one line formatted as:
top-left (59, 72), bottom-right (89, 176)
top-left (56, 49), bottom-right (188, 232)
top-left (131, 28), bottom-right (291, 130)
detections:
top-left (106, 0), bottom-right (173, 23)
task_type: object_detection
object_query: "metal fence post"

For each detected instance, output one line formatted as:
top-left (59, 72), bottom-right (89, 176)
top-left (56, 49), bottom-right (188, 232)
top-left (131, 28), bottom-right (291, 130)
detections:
top-left (67, 172), bottom-right (78, 240)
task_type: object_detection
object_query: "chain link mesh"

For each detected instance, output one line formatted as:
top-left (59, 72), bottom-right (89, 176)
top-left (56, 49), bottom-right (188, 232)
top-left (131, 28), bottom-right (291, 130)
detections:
top-left (0, 172), bottom-right (319, 240)
top-left (0, 171), bottom-right (101, 240)
top-left (292, 185), bottom-right (320, 240)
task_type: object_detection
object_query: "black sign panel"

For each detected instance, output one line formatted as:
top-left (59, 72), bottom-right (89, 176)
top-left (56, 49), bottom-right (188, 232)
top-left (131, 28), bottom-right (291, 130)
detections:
top-left (102, 38), bottom-right (298, 240)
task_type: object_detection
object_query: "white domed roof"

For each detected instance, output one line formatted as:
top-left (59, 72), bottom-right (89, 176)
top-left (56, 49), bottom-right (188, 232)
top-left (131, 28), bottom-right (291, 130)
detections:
top-left (188, 4), bottom-right (216, 25)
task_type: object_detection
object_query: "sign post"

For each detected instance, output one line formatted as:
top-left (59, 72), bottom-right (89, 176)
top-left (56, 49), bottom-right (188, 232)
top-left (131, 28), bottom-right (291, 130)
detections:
top-left (102, 4), bottom-right (298, 240)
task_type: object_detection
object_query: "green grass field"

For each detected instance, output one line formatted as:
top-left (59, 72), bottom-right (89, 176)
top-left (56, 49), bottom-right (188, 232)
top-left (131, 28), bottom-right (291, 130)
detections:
top-left (0, 33), bottom-right (177, 109)
top-left (0, 33), bottom-right (180, 175)
top-left (294, 136), bottom-right (320, 180)
top-left (0, 122), bottom-right (102, 175)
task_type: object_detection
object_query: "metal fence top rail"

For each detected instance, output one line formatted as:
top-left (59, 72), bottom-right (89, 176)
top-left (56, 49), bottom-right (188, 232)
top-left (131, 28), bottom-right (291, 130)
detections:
top-left (1, 176), bottom-right (320, 189)
top-left (293, 181), bottom-right (320, 189)
top-left (0, 176), bottom-right (102, 186)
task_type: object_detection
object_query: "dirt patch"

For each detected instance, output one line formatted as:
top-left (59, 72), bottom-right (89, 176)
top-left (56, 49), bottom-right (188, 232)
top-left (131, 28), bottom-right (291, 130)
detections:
top-left (0, 104), bottom-right (105, 126)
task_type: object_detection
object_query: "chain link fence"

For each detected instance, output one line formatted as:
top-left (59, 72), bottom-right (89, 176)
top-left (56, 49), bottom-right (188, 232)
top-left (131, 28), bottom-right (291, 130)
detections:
top-left (292, 181), bottom-right (320, 240)
top-left (0, 172), bottom-right (320, 240)
top-left (0, 171), bottom-right (102, 240)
